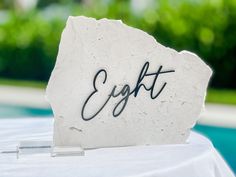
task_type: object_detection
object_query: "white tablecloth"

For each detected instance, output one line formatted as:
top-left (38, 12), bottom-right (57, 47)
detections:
top-left (0, 118), bottom-right (234, 177)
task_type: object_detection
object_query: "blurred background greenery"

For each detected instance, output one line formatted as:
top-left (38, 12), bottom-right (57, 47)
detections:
top-left (0, 0), bottom-right (236, 90)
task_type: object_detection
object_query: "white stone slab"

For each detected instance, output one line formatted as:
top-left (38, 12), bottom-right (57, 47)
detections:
top-left (46, 16), bottom-right (212, 149)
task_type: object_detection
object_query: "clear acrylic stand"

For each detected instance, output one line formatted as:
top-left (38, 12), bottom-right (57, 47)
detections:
top-left (1, 140), bottom-right (85, 158)
top-left (16, 140), bottom-right (52, 159)
top-left (51, 146), bottom-right (84, 157)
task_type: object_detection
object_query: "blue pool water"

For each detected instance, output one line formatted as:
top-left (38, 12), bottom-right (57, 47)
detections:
top-left (194, 125), bottom-right (236, 173)
top-left (0, 104), bottom-right (235, 173)
top-left (0, 104), bottom-right (53, 118)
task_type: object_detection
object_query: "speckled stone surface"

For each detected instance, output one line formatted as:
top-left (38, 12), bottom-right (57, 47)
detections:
top-left (46, 16), bottom-right (212, 148)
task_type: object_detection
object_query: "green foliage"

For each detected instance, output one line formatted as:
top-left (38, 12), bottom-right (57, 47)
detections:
top-left (207, 89), bottom-right (236, 105)
top-left (0, 77), bottom-right (46, 88)
top-left (0, 10), bottom-right (64, 80)
top-left (0, 0), bottom-right (236, 88)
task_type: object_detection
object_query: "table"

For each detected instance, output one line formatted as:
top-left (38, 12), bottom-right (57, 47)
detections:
top-left (0, 118), bottom-right (234, 177)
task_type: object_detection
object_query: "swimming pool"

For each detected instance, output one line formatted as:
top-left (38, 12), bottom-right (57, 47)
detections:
top-left (194, 124), bottom-right (236, 173)
top-left (0, 104), bottom-right (53, 118)
top-left (0, 104), bottom-right (235, 173)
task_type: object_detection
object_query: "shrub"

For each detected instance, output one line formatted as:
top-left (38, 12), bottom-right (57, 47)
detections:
top-left (0, 0), bottom-right (235, 88)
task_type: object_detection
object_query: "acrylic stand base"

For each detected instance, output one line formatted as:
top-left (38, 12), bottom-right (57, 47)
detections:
top-left (16, 140), bottom-right (52, 158)
top-left (1, 141), bottom-right (85, 158)
top-left (51, 146), bottom-right (84, 157)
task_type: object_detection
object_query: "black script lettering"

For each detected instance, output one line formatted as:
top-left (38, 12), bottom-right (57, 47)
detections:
top-left (81, 62), bottom-right (175, 121)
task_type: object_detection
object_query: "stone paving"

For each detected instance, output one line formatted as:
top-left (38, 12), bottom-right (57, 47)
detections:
top-left (0, 86), bottom-right (235, 128)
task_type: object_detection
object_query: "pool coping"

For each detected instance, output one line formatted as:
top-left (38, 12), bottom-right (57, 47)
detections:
top-left (0, 85), bottom-right (236, 128)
